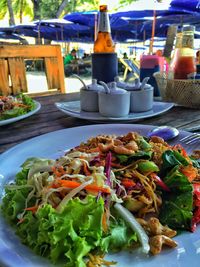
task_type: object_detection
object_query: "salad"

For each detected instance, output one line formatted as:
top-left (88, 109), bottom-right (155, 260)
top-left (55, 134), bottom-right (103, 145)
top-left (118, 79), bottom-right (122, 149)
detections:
top-left (0, 94), bottom-right (36, 120)
top-left (1, 132), bottom-right (200, 267)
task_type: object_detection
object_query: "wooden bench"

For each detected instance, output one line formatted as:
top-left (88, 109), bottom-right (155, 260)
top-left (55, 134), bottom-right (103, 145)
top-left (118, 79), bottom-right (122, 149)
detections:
top-left (0, 45), bottom-right (66, 95)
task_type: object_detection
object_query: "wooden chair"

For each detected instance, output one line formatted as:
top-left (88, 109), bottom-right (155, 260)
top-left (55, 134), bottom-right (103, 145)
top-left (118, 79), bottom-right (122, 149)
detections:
top-left (0, 45), bottom-right (66, 95)
top-left (119, 58), bottom-right (140, 81)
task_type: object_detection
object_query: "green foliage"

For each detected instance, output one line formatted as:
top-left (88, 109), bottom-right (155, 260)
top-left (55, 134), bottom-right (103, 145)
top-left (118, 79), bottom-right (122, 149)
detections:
top-left (13, 0), bottom-right (33, 18)
top-left (39, 0), bottom-right (63, 19)
top-left (119, 0), bottom-right (138, 5)
top-left (74, 0), bottom-right (100, 12)
top-left (0, 0), bottom-right (139, 25)
top-left (0, 0), bottom-right (33, 23)
top-left (0, 0), bottom-right (8, 20)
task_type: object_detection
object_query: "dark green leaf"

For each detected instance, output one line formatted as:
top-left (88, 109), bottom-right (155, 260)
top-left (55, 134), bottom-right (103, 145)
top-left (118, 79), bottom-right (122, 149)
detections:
top-left (163, 166), bottom-right (193, 193)
top-left (159, 194), bottom-right (193, 230)
top-left (190, 157), bottom-right (200, 169)
top-left (160, 168), bottom-right (193, 230)
top-left (161, 150), bottom-right (189, 175)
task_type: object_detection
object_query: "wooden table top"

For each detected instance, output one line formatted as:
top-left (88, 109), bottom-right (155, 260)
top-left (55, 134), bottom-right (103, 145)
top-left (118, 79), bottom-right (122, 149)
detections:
top-left (0, 93), bottom-right (200, 154)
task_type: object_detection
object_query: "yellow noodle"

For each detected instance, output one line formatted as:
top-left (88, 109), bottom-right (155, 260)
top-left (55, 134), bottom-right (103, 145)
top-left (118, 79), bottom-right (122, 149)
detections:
top-left (131, 170), bottom-right (158, 213)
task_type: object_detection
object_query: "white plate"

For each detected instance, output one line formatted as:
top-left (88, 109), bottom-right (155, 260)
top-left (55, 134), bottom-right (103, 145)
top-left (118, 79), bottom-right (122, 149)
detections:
top-left (0, 124), bottom-right (199, 267)
top-left (0, 100), bottom-right (41, 126)
top-left (55, 101), bottom-right (174, 122)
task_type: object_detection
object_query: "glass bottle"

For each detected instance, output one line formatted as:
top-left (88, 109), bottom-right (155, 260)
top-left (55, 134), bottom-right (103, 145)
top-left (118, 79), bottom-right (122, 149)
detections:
top-left (168, 27), bottom-right (183, 79)
top-left (93, 5), bottom-right (115, 53)
top-left (173, 25), bottom-right (196, 79)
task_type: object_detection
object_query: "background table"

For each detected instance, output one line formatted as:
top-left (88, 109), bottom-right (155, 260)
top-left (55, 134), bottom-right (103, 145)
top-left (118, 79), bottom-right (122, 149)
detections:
top-left (0, 92), bottom-right (200, 154)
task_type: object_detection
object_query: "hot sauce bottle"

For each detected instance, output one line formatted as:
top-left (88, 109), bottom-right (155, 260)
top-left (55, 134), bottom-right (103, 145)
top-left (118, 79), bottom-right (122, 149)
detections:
top-left (173, 25), bottom-right (196, 79)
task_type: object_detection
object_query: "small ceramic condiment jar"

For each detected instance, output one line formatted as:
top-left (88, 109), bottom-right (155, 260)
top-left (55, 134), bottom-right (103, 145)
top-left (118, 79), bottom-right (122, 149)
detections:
top-left (98, 81), bottom-right (130, 117)
top-left (80, 79), bottom-right (104, 112)
top-left (114, 76), bottom-right (140, 90)
top-left (128, 77), bottom-right (154, 113)
top-left (73, 75), bottom-right (103, 112)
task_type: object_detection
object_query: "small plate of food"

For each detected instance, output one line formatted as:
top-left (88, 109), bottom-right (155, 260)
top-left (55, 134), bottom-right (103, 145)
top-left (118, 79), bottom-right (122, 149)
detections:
top-left (0, 94), bottom-right (41, 126)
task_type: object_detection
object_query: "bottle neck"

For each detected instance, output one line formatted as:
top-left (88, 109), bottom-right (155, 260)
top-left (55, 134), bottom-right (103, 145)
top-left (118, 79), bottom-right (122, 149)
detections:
top-left (98, 11), bottom-right (111, 33)
top-left (182, 32), bottom-right (194, 49)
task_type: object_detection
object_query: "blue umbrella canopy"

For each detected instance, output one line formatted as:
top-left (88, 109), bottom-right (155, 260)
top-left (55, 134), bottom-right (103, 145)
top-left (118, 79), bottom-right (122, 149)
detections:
top-left (37, 18), bottom-right (90, 32)
top-left (1, 0), bottom-right (200, 43)
top-left (63, 11), bottom-right (97, 27)
top-left (35, 19), bottom-right (91, 41)
top-left (0, 31), bottom-right (25, 40)
top-left (170, 0), bottom-right (200, 12)
top-left (0, 19), bottom-right (92, 42)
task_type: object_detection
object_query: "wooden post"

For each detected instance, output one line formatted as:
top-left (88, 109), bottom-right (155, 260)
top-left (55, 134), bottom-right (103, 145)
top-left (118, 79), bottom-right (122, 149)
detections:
top-left (149, 8), bottom-right (156, 55)
top-left (94, 13), bottom-right (98, 41)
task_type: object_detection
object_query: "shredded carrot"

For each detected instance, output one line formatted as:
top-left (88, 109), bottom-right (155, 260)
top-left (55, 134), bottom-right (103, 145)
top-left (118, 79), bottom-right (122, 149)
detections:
top-left (18, 218), bottom-right (25, 224)
top-left (111, 162), bottom-right (123, 168)
top-left (24, 205), bottom-right (39, 214)
top-left (52, 179), bottom-right (111, 194)
top-left (180, 165), bottom-right (198, 182)
top-left (102, 212), bottom-right (108, 233)
top-left (96, 160), bottom-right (105, 167)
top-left (88, 147), bottom-right (100, 153)
top-left (87, 253), bottom-right (117, 266)
top-left (13, 103), bottom-right (30, 108)
top-left (52, 166), bottom-right (66, 177)
top-left (79, 155), bottom-right (86, 159)
top-left (121, 178), bottom-right (136, 188)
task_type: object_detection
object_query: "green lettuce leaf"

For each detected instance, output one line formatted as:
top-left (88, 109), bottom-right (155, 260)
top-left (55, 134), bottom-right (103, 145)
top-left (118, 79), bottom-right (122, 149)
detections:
top-left (1, 168), bottom-right (30, 222)
top-left (0, 94), bottom-right (35, 120)
top-left (0, 107), bottom-right (26, 120)
top-left (1, 159), bottom-right (138, 267)
top-left (101, 217), bottom-right (137, 252)
top-left (16, 196), bottom-right (104, 267)
top-left (1, 186), bottom-right (30, 223)
top-left (18, 93), bottom-right (36, 111)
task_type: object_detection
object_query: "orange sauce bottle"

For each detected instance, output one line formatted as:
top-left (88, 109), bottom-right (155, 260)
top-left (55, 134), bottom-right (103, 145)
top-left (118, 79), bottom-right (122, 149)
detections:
top-left (93, 5), bottom-right (115, 53)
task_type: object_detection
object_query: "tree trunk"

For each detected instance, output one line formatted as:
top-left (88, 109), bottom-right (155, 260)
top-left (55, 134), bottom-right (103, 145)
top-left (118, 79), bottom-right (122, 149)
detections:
top-left (72, 0), bottom-right (77, 13)
top-left (31, 0), bottom-right (41, 44)
top-left (56, 0), bottom-right (69, 18)
top-left (7, 0), bottom-right (15, 25)
top-left (32, 0), bottom-right (41, 20)
top-left (20, 0), bottom-right (24, 23)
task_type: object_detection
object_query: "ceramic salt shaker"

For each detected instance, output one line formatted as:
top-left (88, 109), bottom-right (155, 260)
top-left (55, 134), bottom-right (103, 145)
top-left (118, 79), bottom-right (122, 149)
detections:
top-left (98, 81), bottom-right (130, 117)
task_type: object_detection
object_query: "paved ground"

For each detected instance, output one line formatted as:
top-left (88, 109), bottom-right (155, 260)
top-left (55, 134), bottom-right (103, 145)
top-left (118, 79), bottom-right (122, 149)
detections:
top-left (26, 71), bottom-right (92, 94)
top-left (26, 71), bottom-right (125, 94)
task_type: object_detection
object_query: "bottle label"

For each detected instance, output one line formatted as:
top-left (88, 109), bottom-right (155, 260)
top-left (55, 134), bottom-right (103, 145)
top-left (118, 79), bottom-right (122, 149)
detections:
top-left (98, 12), bottom-right (111, 33)
top-left (182, 35), bottom-right (194, 48)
